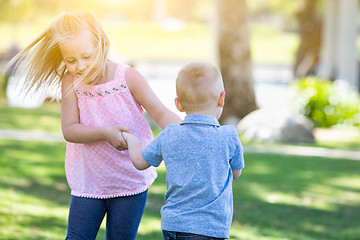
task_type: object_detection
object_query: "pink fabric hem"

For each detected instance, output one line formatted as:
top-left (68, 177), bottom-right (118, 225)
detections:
top-left (70, 179), bottom-right (155, 199)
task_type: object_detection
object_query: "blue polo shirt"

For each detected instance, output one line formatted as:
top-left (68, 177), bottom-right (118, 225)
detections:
top-left (142, 114), bottom-right (244, 238)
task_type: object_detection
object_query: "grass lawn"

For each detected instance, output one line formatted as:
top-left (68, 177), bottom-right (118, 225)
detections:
top-left (1, 103), bottom-right (360, 239)
top-left (0, 101), bottom-right (61, 133)
top-left (0, 21), bottom-right (298, 64)
top-left (1, 139), bottom-right (359, 239)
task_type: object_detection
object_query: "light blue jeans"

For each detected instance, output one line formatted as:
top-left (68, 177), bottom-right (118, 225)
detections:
top-left (65, 190), bottom-right (147, 240)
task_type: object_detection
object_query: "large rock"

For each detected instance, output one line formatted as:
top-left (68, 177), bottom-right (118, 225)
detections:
top-left (237, 107), bottom-right (315, 143)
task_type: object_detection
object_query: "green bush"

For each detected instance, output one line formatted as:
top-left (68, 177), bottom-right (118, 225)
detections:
top-left (290, 76), bottom-right (360, 128)
top-left (0, 71), bottom-right (6, 98)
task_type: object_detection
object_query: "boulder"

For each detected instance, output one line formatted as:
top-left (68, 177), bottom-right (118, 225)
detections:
top-left (237, 107), bottom-right (315, 143)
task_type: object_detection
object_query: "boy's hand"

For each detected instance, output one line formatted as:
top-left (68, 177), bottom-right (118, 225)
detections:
top-left (121, 131), bottom-right (130, 141)
top-left (122, 132), bottom-right (150, 170)
top-left (122, 132), bottom-right (140, 146)
top-left (105, 125), bottom-right (129, 151)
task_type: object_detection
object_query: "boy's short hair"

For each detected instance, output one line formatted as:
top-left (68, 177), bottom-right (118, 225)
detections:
top-left (176, 62), bottom-right (224, 111)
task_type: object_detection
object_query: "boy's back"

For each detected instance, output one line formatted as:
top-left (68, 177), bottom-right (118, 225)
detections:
top-left (124, 61), bottom-right (245, 239)
top-left (142, 114), bottom-right (244, 239)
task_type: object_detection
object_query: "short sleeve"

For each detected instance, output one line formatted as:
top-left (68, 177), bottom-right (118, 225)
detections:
top-left (229, 128), bottom-right (245, 170)
top-left (141, 131), bottom-right (164, 167)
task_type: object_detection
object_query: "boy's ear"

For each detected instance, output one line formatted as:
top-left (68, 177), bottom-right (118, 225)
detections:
top-left (218, 91), bottom-right (226, 107)
top-left (175, 97), bottom-right (185, 112)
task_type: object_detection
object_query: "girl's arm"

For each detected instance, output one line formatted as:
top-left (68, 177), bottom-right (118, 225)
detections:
top-left (61, 72), bottom-right (128, 150)
top-left (125, 67), bottom-right (182, 128)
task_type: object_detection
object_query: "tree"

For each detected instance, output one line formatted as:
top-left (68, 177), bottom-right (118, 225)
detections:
top-left (214, 0), bottom-right (257, 125)
top-left (293, 0), bottom-right (322, 78)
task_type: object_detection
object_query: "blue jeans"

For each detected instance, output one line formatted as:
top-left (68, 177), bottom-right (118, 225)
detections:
top-left (65, 190), bottom-right (147, 240)
top-left (162, 230), bottom-right (225, 240)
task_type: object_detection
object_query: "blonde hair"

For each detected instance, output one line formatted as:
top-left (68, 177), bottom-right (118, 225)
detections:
top-left (7, 11), bottom-right (110, 99)
top-left (176, 62), bottom-right (224, 111)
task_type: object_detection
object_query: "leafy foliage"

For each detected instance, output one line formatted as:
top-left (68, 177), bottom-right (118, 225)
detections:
top-left (0, 72), bottom-right (6, 98)
top-left (290, 76), bottom-right (360, 127)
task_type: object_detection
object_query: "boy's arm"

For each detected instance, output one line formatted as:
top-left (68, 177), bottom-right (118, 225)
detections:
top-left (232, 169), bottom-right (242, 179)
top-left (228, 127), bottom-right (244, 180)
top-left (122, 132), bottom-right (151, 170)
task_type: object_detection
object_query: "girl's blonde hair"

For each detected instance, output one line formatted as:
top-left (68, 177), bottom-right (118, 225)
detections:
top-left (7, 11), bottom-right (110, 99)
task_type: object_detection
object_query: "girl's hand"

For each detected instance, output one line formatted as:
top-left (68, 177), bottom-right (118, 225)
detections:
top-left (105, 125), bottom-right (130, 151)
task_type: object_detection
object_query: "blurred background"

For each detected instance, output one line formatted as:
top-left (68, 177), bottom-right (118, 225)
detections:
top-left (1, 0), bottom-right (360, 138)
top-left (1, 0), bottom-right (360, 239)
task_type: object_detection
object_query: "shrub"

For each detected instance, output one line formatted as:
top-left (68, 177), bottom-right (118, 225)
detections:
top-left (0, 71), bottom-right (6, 98)
top-left (289, 76), bottom-right (360, 128)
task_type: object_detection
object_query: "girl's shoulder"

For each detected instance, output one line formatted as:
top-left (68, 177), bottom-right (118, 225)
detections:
top-left (110, 61), bottom-right (129, 73)
top-left (110, 61), bottom-right (130, 81)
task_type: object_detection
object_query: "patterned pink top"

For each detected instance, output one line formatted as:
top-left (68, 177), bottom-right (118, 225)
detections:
top-left (65, 63), bottom-right (157, 198)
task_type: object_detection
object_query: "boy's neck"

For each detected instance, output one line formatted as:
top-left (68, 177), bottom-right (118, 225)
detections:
top-left (185, 109), bottom-right (220, 119)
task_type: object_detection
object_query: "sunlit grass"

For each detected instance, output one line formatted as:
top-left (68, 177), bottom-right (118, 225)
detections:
top-left (0, 100), bottom-right (359, 239)
top-left (1, 188), bottom-right (68, 239)
top-left (105, 21), bottom-right (212, 61)
top-left (2, 16), bottom-right (360, 66)
top-left (250, 23), bottom-right (299, 64)
top-left (137, 216), bottom-right (162, 237)
top-left (231, 153), bottom-right (360, 240)
top-left (1, 20), bottom-right (297, 64)
top-left (0, 140), bottom-right (68, 239)
top-left (1, 138), bottom-right (359, 239)
top-left (0, 101), bottom-right (61, 132)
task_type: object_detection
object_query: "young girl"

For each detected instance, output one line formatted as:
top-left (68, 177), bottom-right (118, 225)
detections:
top-left (8, 11), bottom-right (182, 239)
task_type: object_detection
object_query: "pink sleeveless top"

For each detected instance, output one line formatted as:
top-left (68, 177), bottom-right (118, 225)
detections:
top-left (65, 63), bottom-right (157, 198)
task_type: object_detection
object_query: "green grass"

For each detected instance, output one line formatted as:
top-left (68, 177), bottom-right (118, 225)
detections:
top-left (1, 102), bottom-right (359, 239)
top-left (250, 23), bottom-right (299, 64)
top-left (231, 153), bottom-right (360, 240)
top-left (3, 18), bottom-right (360, 65)
top-left (0, 21), bottom-right (297, 64)
top-left (1, 140), bottom-right (359, 239)
top-left (0, 101), bottom-right (61, 132)
top-left (105, 21), bottom-right (213, 61)
top-left (0, 140), bottom-right (70, 239)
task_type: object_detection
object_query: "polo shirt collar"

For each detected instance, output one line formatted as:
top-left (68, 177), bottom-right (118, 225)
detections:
top-left (180, 114), bottom-right (220, 127)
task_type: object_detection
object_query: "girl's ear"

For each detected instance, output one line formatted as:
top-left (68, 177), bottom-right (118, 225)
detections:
top-left (175, 97), bottom-right (185, 112)
top-left (218, 91), bottom-right (225, 107)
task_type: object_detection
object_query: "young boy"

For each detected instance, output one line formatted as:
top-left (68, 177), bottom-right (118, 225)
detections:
top-left (123, 62), bottom-right (245, 240)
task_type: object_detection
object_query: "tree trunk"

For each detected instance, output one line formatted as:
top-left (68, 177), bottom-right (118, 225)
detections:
top-left (293, 0), bottom-right (322, 78)
top-left (215, 0), bottom-right (257, 125)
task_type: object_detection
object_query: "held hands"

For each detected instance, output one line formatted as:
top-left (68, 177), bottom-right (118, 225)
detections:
top-left (121, 131), bottom-right (151, 170)
top-left (105, 127), bottom-right (150, 170)
top-left (105, 125), bottom-right (130, 151)
top-left (121, 132), bottom-right (141, 146)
